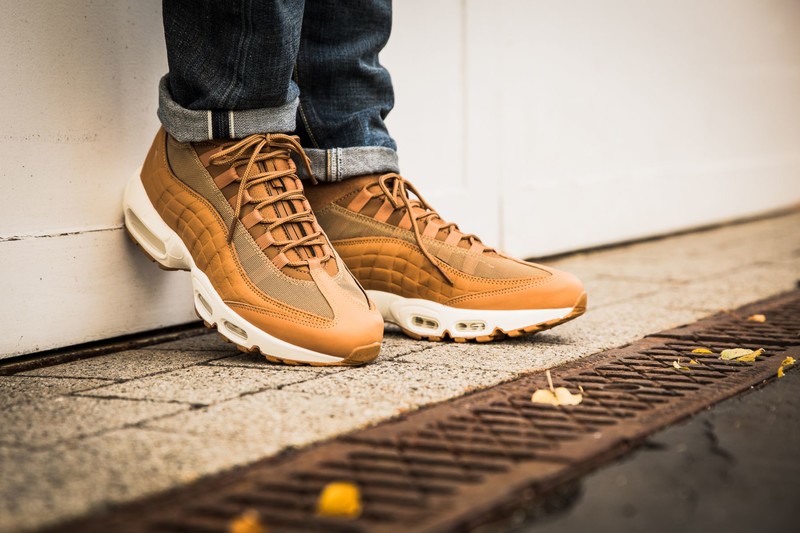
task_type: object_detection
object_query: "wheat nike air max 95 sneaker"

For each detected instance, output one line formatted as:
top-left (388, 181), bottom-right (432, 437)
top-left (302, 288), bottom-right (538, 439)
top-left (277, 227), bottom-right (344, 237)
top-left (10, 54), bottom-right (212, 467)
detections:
top-left (305, 173), bottom-right (587, 342)
top-left (122, 129), bottom-right (383, 365)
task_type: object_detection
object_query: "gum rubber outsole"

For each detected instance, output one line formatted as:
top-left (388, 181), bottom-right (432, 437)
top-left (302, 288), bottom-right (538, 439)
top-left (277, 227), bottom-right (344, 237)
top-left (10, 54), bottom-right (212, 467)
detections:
top-left (397, 292), bottom-right (588, 343)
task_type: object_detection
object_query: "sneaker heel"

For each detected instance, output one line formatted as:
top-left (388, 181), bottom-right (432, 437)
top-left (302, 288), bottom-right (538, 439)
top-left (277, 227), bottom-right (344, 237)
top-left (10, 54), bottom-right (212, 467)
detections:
top-left (122, 168), bottom-right (191, 271)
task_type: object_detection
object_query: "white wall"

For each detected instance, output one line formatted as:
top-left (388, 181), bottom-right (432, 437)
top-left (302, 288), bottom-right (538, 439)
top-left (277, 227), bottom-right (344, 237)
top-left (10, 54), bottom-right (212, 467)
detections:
top-left (2, 0), bottom-right (800, 358)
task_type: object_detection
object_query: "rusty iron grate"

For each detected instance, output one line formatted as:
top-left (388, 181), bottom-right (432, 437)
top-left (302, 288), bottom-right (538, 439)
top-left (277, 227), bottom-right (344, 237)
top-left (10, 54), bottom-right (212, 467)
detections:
top-left (53, 290), bottom-right (800, 533)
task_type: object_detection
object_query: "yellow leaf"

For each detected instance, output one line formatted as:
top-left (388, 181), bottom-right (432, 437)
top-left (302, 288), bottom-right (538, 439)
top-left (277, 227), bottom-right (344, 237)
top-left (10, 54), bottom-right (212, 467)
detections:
top-left (555, 387), bottom-right (583, 406)
top-left (531, 370), bottom-right (583, 406)
top-left (689, 359), bottom-right (700, 365)
top-left (781, 356), bottom-right (796, 367)
top-left (778, 366), bottom-right (785, 379)
top-left (746, 314), bottom-right (766, 322)
top-left (691, 348), bottom-right (714, 354)
top-left (316, 482), bottom-right (362, 519)
top-left (720, 348), bottom-right (763, 361)
top-left (228, 510), bottom-right (267, 533)
top-left (735, 348), bottom-right (764, 362)
top-left (531, 389), bottom-right (560, 406)
top-left (673, 360), bottom-right (689, 371)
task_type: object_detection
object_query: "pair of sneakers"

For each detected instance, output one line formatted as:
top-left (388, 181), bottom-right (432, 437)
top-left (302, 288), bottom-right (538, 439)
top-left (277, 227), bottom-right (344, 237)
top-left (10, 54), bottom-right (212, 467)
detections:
top-left (123, 129), bottom-right (587, 366)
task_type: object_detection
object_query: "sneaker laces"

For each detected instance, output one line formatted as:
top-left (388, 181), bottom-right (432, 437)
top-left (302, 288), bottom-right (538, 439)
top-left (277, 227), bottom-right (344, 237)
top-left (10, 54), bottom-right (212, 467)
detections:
top-left (375, 173), bottom-right (494, 285)
top-left (209, 134), bottom-right (332, 267)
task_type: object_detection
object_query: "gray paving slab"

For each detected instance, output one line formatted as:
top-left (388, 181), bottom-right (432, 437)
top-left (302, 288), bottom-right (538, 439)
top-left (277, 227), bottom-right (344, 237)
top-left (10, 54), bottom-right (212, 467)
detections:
top-left (146, 389), bottom-right (400, 448)
top-left (537, 295), bottom-right (709, 353)
top-left (655, 263), bottom-right (799, 313)
top-left (0, 427), bottom-right (274, 533)
top-left (77, 364), bottom-right (329, 405)
top-left (139, 332), bottom-right (236, 352)
top-left (0, 395), bottom-right (188, 447)
top-left (0, 375), bottom-right (113, 409)
top-left (283, 361), bottom-right (515, 410)
top-left (398, 339), bottom-right (592, 375)
top-left (17, 348), bottom-right (227, 380)
top-left (576, 277), bottom-right (663, 309)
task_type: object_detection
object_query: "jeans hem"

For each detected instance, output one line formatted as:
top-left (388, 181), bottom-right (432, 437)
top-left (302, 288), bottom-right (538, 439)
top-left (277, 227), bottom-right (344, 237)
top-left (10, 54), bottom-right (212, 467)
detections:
top-left (305, 147), bottom-right (399, 182)
top-left (157, 76), bottom-right (299, 142)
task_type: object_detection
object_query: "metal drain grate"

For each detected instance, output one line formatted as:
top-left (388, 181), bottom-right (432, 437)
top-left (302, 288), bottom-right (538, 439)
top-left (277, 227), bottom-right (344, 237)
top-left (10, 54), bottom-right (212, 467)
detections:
top-left (54, 291), bottom-right (800, 533)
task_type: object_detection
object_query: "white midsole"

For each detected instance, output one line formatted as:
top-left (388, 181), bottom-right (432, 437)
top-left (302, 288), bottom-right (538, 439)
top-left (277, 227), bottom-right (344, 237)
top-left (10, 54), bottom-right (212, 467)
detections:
top-left (367, 290), bottom-right (574, 338)
top-left (122, 169), bottom-right (345, 364)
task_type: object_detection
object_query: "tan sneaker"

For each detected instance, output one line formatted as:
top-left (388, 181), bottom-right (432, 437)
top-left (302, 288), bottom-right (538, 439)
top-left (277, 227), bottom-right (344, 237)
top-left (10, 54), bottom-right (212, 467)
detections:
top-left (122, 128), bottom-right (383, 365)
top-left (305, 173), bottom-right (587, 342)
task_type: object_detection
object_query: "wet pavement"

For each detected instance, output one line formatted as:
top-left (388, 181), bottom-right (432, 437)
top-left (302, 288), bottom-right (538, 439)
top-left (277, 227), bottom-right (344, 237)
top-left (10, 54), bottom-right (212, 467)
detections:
top-left (510, 366), bottom-right (799, 533)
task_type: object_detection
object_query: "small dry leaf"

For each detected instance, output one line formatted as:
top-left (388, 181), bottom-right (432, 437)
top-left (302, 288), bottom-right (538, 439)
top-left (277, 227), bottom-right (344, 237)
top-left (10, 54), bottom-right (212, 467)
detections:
top-left (689, 359), bottom-right (700, 365)
top-left (673, 360), bottom-right (690, 371)
top-left (781, 356), bottom-right (796, 367)
top-left (691, 348), bottom-right (714, 354)
top-left (531, 370), bottom-right (583, 406)
top-left (228, 510), bottom-right (267, 533)
top-left (746, 314), bottom-right (766, 323)
top-left (735, 348), bottom-right (764, 362)
top-left (316, 482), bottom-right (362, 519)
top-left (778, 366), bottom-right (785, 379)
top-left (720, 348), bottom-right (763, 361)
top-left (531, 388), bottom-right (582, 406)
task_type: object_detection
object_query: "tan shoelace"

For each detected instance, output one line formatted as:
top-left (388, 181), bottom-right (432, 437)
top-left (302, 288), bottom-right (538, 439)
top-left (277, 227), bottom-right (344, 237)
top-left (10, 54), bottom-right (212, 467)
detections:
top-left (209, 134), bottom-right (332, 267)
top-left (373, 173), bottom-right (493, 285)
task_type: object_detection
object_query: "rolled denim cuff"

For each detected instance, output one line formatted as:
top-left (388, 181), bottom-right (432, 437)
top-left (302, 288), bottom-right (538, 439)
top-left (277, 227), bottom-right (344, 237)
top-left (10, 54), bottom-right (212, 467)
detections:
top-left (305, 147), bottom-right (400, 182)
top-left (157, 75), bottom-right (298, 142)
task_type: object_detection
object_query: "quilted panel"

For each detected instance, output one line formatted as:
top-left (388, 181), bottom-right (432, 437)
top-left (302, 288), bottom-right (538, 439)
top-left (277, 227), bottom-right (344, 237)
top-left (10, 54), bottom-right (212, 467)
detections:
top-left (333, 237), bottom-right (541, 305)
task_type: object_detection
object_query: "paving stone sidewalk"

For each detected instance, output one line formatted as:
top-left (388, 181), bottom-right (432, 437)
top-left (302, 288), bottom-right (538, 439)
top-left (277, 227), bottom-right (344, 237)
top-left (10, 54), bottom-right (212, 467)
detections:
top-left (1, 212), bottom-right (798, 532)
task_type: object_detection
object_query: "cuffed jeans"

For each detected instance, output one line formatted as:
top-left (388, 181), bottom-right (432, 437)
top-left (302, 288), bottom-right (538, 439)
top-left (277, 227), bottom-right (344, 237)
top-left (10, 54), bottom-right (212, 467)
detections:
top-left (158, 0), bottom-right (399, 181)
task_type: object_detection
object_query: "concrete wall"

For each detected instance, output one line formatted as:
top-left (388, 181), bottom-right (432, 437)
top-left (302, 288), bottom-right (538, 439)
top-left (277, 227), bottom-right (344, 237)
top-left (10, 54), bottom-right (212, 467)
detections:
top-left (2, 0), bottom-right (800, 358)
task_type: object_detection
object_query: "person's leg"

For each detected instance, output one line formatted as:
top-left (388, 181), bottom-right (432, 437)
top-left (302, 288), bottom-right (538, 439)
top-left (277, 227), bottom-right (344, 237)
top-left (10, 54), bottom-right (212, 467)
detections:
top-left (301, 1), bottom-right (587, 342)
top-left (293, 0), bottom-right (399, 181)
top-left (159, 0), bottom-right (302, 141)
top-left (123, 0), bottom-right (384, 365)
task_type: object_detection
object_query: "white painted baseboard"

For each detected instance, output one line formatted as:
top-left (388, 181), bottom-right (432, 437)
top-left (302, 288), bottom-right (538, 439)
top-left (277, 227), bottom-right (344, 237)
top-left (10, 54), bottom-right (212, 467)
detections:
top-left (0, 229), bottom-right (196, 360)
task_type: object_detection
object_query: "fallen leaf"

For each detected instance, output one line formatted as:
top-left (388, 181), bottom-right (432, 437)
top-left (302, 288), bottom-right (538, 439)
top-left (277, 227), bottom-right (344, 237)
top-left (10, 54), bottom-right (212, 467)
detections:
top-left (747, 314), bottom-right (766, 323)
top-left (691, 348), bottom-right (714, 354)
top-left (531, 370), bottom-right (583, 406)
top-left (555, 387), bottom-right (583, 405)
top-left (673, 360), bottom-right (690, 371)
top-left (228, 510), bottom-right (267, 533)
top-left (778, 366), bottom-right (785, 379)
top-left (735, 348), bottom-right (764, 362)
top-left (781, 356), bottom-right (796, 367)
top-left (316, 482), bottom-right (362, 519)
top-left (720, 348), bottom-right (763, 361)
top-left (689, 359), bottom-right (700, 365)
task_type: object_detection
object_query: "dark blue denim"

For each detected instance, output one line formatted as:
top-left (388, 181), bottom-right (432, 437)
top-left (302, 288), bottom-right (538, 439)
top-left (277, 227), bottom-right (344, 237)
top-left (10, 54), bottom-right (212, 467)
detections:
top-left (159, 0), bottom-right (399, 181)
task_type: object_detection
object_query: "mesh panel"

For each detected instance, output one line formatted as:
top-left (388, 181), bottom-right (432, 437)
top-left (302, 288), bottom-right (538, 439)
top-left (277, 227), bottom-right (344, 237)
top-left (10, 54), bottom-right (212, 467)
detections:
top-left (166, 137), bottom-right (334, 319)
top-left (318, 205), bottom-right (545, 280)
